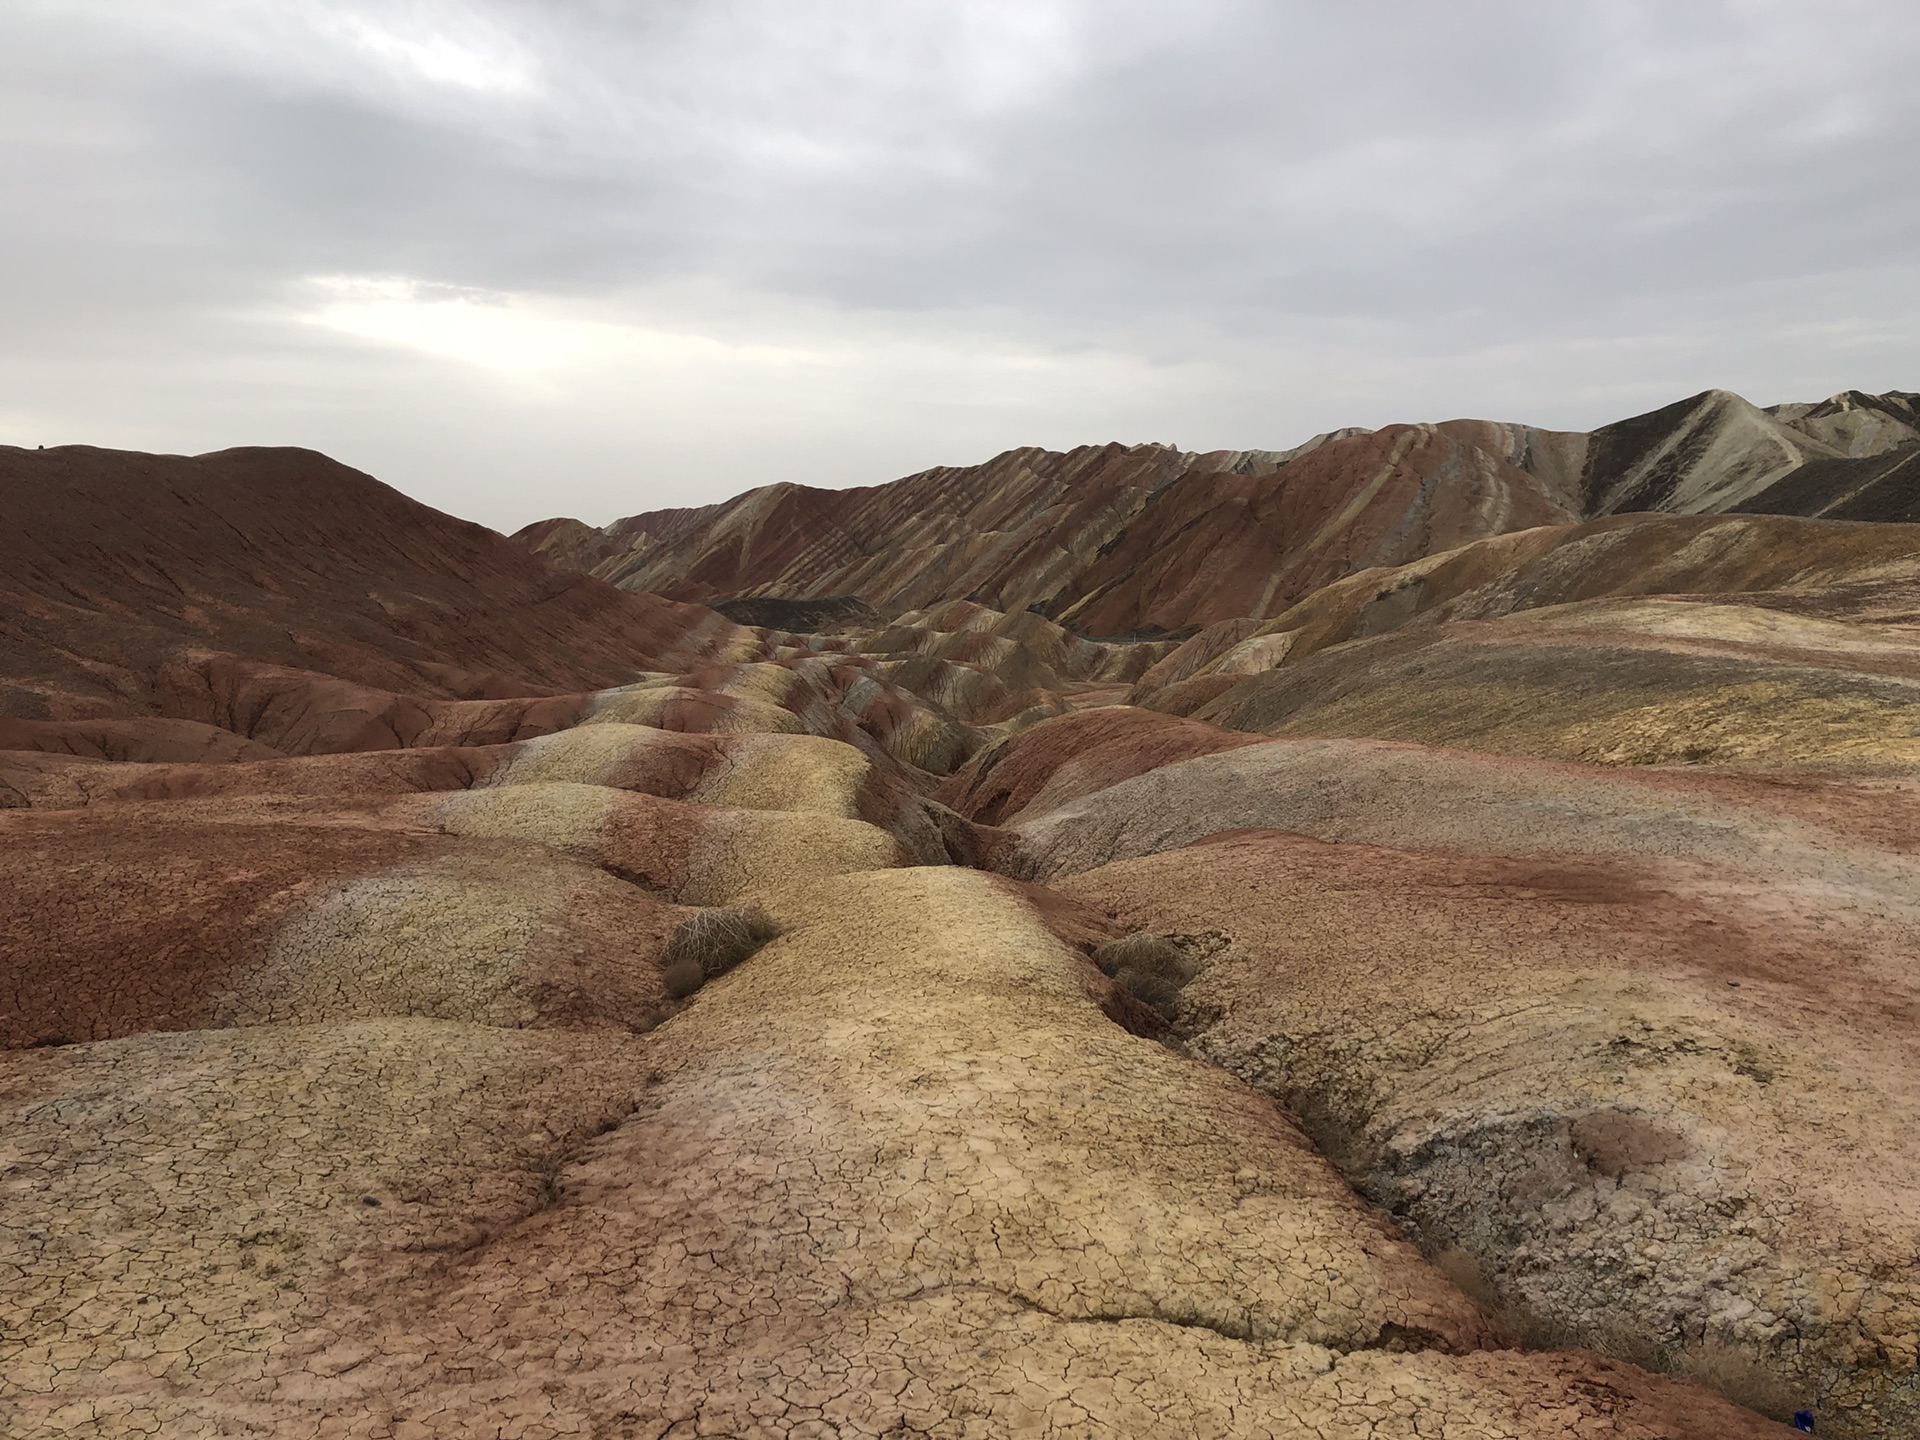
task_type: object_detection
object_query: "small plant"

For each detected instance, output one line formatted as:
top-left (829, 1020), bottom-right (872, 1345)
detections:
top-left (660, 902), bottom-right (784, 999)
top-left (1090, 933), bottom-right (1195, 1016)
top-left (1680, 1337), bottom-right (1801, 1422)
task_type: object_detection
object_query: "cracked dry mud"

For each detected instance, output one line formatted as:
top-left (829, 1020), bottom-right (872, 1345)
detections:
top-left (2, 863), bottom-right (1784, 1438)
top-left (1062, 831), bottom-right (1920, 1435)
top-left (0, 723), bottom-right (1824, 1437)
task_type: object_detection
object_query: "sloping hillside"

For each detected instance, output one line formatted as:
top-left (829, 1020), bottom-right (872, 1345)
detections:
top-left (520, 388), bottom-right (1920, 637)
top-left (0, 445), bottom-right (1211, 772)
top-left (1116, 510), bottom-right (1920, 772)
top-left (0, 444), bottom-right (750, 723)
top-left (1044, 421), bottom-right (1578, 634)
top-left (527, 441), bottom-right (1301, 624)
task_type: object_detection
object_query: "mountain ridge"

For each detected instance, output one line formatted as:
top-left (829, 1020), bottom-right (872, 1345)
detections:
top-left (518, 387), bottom-right (1920, 636)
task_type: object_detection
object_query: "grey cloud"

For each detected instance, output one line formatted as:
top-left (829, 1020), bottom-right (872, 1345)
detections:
top-left (2, 0), bottom-right (1917, 529)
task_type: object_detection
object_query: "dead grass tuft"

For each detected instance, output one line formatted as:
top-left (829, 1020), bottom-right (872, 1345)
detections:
top-left (661, 903), bottom-right (784, 998)
top-left (1091, 933), bottom-right (1195, 1016)
top-left (1679, 1337), bottom-right (1802, 1422)
top-left (1090, 933), bottom-right (1181, 978)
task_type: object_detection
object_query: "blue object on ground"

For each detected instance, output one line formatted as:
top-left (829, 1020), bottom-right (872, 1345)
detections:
top-left (1793, 1411), bottom-right (1815, 1432)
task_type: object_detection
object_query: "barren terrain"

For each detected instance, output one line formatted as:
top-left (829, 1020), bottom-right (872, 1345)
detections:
top-left (7, 393), bottom-right (1919, 1437)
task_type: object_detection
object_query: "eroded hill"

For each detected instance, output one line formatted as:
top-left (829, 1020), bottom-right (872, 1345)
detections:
top-left (7, 428), bottom-right (1918, 1438)
top-left (519, 387), bottom-right (1920, 637)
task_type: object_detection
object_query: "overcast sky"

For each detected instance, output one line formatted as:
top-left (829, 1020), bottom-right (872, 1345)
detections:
top-left (4, 1), bottom-right (1917, 530)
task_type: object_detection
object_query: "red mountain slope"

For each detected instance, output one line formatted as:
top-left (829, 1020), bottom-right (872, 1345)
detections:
top-left (1046, 421), bottom-right (1578, 634)
top-left (518, 422), bottom-right (1584, 635)
top-left (0, 444), bottom-right (745, 725)
top-left (522, 387), bottom-right (1920, 637)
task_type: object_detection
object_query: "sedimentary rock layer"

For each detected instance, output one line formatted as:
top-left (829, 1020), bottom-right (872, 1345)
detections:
top-left (0, 444), bottom-right (750, 724)
top-left (521, 388), bottom-right (1920, 638)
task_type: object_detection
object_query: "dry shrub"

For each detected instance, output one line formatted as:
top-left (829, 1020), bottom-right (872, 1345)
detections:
top-left (1090, 932), bottom-right (1181, 978)
top-left (1117, 964), bottom-right (1185, 1012)
top-left (1501, 1300), bottom-right (1669, 1376)
top-left (662, 903), bottom-right (784, 998)
top-left (1679, 1337), bottom-right (1801, 1422)
top-left (1090, 933), bottom-right (1194, 1015)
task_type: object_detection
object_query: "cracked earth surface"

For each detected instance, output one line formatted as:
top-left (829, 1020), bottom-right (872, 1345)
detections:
top-left (2, 864), bottom-right (1787, 1438)
top-left (1059, 826), bottom-right (1919, 1437)
top-left (0, 723), bottom-right (1822, 1438)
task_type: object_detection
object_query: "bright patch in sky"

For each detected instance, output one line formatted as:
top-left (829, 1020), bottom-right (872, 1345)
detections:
top-left (328, 12), bottom-right (536, 95)
top-left (304, 277), bottom-right (617, 372)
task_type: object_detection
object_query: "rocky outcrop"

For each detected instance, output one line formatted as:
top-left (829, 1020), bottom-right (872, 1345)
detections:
top-left (937, 705), bottom-right (1268, 826)
top-left (1573, 390), bottom-right (1841, 516)
top-left (1562, 388), bottom-right (1920, 520)
top-left (577, 442), bottom-right (1296, 619)
top-left (514, 501), bottom-right (727, 574)
top-left (1028, 742), bottom-right (1920, 1436)
top-left (1184, 599), bottom-right (1920, 770)
top-left (0, 445), bottom-right (1173, 779)
top-left (521, 428), bottom-right (1578, 634)
top-left (1733, 447), bottom-right (1920, 523)
top-left (0, 856), bottom-right (1790, 1439)
top-left (1043, 422), bottom-right (1579, 635)
top-left (1770, 388), bottom-right (1920, 458)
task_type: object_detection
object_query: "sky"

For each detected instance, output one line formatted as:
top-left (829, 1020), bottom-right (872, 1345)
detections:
top-left (3, 1), bottom-right (1918, 532)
